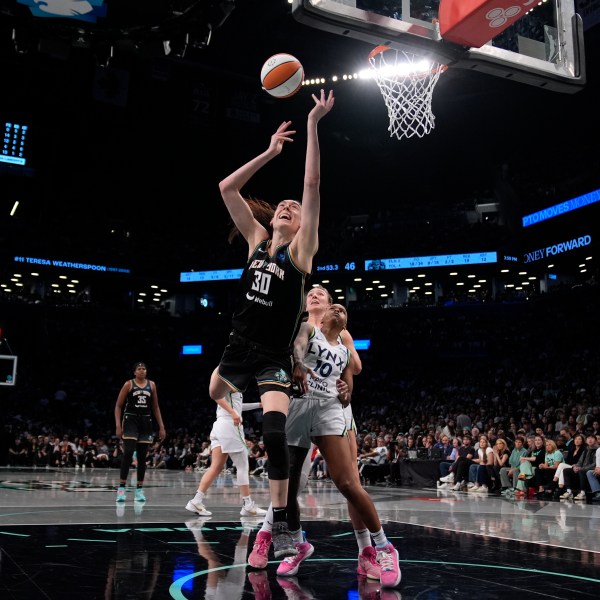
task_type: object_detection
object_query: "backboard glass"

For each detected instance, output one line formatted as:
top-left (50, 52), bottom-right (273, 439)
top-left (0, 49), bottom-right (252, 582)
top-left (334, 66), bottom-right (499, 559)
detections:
top-left (292, 0), bottom-right (586, 93)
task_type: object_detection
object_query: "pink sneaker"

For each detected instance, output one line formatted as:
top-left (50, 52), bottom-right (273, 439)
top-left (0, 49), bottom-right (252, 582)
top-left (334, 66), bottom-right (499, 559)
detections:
top-left (376, 542), bottom-right (401, 588)
top-left (248, 571), bottom-right (271, 600)
top-left (357, 577), bottom-right (381, 600)
top-left (276, 576), bottom-right (314, 599)
top-left (276, 540), bottom-right (314, 576)
top-left (357, 546), bottom-right (382, 580)
top-left (248, 531), bottom-right (272, 569)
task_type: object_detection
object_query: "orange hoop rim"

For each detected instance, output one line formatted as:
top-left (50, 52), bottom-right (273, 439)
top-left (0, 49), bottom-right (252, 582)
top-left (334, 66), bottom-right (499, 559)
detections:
top-left (368, 44), bottom-right (393, 60)
top-left (368, 44), bottom-right (448, 77)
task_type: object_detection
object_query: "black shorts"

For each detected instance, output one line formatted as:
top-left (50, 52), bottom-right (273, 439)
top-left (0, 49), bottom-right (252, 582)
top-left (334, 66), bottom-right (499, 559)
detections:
top-left (217, 330), bottom-right (293, 397)
top-left (122, 413), bottom-right (154, 443)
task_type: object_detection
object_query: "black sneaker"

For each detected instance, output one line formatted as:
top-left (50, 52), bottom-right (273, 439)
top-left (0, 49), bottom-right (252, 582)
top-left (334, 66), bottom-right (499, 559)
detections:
top-left (272, 522), bottom-right (298, 558)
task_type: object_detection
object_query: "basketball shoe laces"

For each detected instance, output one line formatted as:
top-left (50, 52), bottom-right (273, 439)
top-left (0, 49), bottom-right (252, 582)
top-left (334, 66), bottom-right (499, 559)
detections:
top-left (253, 533), bottom-right (271, 560)
top-left (377, 546), bottom-right (395, 572)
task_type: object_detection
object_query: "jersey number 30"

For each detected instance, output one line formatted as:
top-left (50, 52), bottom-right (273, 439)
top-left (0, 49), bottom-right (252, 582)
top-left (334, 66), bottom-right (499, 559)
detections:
top-left (252, 272), bottom-right (271, 294)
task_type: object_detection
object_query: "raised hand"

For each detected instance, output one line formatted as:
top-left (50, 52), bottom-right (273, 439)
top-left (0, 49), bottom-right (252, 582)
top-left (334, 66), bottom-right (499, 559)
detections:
top-left (268, 120), bottom-right (296, 155)
top-left (309, 89), bottom-right (335, 122)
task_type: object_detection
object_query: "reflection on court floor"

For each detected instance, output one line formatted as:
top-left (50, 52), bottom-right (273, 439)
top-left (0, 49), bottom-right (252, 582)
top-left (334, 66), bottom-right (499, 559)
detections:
top-left (0, 467), bottom-right (599, 598)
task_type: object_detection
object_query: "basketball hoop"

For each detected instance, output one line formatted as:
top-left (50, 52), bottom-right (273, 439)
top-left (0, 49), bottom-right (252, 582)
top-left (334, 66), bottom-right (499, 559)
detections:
top-left (368, 45), bottom-right (447, 140)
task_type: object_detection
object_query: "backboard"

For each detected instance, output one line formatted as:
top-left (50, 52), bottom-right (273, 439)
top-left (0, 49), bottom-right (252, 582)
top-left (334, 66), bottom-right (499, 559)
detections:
top-left (291, 0), bottom-right (586, 93)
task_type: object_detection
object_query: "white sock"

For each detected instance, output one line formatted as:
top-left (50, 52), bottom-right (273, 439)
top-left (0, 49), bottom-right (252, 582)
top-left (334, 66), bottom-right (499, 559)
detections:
top-left (354, 528), bottom-right (371, 553)
top-left (243, 495), bottom-right (252, 507)
top-left (194, 491), bottom-right (205, 504)
top-left (371, 528), bottom-right (388, 548)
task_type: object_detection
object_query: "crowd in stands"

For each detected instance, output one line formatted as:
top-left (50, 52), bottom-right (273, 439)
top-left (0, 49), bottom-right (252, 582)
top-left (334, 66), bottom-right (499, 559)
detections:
top-left (1, 282), bottom-right (599, 502)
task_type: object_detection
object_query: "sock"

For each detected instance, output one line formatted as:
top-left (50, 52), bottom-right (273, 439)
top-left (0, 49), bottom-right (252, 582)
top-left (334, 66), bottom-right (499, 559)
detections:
top-left (194, 491), bottom-right (206, 504)
top-left (354, 528), bottom-right (371, 553)
top-left (371, 528), bottom-right (389, 548)
top-left (272, 507), bottom-right (287, 524)
top-left (291, 528), bottom-right (304, 544)
top-left (137, 483), bottom-right (143, 489)
top-left (258, 511), bottom-right (273, 535)
top-left (258, 520), bottom-right (273, 535)
top-left (243, 495), bottom-right (252, 507)
top-left (118, 481), bottom-right (126, 489)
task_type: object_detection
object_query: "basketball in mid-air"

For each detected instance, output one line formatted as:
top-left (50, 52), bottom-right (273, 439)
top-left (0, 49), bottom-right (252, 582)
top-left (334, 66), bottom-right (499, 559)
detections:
top-left (260, 53), bottom-right (304, 98)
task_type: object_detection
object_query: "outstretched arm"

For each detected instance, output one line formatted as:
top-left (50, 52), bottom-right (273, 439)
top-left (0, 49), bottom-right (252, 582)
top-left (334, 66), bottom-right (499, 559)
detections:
top-left (292, 322), bottom-right (316, 394)
top-left (292, 89), bottom-right (335, 273)
top-left (219, 121), bottom-right (296, 254)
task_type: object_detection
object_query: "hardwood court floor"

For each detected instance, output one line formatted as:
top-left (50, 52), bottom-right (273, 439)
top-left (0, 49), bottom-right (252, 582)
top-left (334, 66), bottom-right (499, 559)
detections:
top-left (0, 467), bottom-right (599, 599)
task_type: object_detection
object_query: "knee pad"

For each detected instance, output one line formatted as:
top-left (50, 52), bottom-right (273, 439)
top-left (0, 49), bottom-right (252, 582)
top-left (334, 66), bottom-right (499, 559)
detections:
top-left (262, 411), bottom-right (289, 480)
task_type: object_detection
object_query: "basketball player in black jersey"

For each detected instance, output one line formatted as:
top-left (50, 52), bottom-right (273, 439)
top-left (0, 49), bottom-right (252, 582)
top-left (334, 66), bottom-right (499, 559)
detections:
top-left (114, 362), bottom-right (166, 503)
top-left (208, 89), bottom-right (335, 559)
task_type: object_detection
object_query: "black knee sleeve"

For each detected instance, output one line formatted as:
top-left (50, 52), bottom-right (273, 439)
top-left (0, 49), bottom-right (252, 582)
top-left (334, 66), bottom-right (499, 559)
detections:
top-left (120, 439), bottom-right (136, 481)
top-left (136, 444), bottom-right (148, 482)
top-left (136, 443), bottom-right (148, 465)
top-left (288, 445), bottom-right (309, 482)
top-left (287, 446), bottom-right (309, 530)
top-left (262, 411), bottom-right (289, 480)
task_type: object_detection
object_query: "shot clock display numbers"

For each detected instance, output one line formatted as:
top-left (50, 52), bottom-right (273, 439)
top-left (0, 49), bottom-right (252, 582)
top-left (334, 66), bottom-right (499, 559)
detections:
top-left (315, 262), bottom-right (357, 272)
top-left (2, 121), bottom-right (29, 166)
top-left (182, 253), bottom-right (498, 283)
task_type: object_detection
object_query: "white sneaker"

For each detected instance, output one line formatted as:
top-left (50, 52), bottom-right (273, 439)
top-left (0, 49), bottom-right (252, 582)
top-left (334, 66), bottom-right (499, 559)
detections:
top-left (467, 482), bottom-right (476, 488)
top-left (437, 482), bottom-right (448, 489)
top-left (185, 519), bottom-right (210, 541)
top-left (241, 501), bottom-right (267, 517)
top-left (573, 491), bottom-right (587, 501)
top-left (240, 516), bottom-right (264, 530)
top-left (440, 473), bottom-right (455, 483)
top-left (475, 485), bottom-right (488, 494)
top-left (560, 491), bottom-right (573, 501)
top-left (185, 518), bottom-right (208, 529)
top-left (185, 500), bottom-right (213, 516)
top-left (452, 482), bottom-right (462, 491)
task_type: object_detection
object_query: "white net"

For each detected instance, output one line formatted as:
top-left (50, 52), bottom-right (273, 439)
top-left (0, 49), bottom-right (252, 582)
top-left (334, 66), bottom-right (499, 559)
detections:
top-left (368, 46), bottom-right (447, 140)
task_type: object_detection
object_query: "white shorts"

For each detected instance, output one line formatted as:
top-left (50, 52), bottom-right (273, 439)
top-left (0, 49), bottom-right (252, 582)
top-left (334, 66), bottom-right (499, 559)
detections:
top-left (286, 395), bottom-right (347, 448)
top-left (209, 418), bottom-right (246, 454)
top-left (343, 405), bottom-right (356, 433)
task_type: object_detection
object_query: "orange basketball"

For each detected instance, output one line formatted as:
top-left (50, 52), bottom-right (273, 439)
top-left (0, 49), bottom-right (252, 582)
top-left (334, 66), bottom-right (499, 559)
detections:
top-left (260, 53), bottom-right (304, 98)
